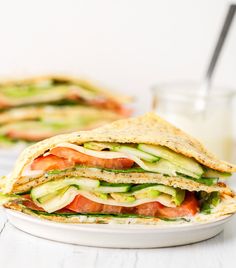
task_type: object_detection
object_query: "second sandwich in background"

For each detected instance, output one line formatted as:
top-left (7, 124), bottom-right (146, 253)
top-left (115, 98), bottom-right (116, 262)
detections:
top-left (0, 75), bottom-right (131, 145)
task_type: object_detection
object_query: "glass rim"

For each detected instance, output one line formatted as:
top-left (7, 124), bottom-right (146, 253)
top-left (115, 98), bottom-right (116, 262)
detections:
top-left (151, 80), bottom-right (236, 99)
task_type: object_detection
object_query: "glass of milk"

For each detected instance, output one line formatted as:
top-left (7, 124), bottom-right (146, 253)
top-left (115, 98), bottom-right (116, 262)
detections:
top-left (152, 82), bottom-right (236, 161)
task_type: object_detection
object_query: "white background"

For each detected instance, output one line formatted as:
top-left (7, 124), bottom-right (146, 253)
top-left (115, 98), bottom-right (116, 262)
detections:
top-left (0, 0), bottom-right (236, 113)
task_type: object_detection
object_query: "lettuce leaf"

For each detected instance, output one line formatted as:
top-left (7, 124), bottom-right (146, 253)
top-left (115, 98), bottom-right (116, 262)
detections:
top-left (31, 209), bottom-right (189, 222)
top-left (198, 192), bottom-right (220, 214)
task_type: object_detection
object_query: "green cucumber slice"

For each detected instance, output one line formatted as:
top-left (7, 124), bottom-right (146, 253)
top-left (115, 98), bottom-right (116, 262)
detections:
top-left (96, 184), bottom-right (131, 193)
top-left (144, 159), bottom-right (200, 179)
top-left (131, 184), bottom-right (185, 206)
top-left (38, 186), bottom-right (79, 213)
top-left (203, 168), bottom-right (231, 179)
top-left (83, 142), bottom-right (118, 151)
top-left (113, 145), bottom-right (159, 163)
top-left (31, 178), bottom-right (100, 201)
top-left (138, 144), bottom-right (203, 176)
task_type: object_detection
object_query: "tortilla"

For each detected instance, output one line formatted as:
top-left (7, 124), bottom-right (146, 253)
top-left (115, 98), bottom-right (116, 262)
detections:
top-left (12, 167), bottom-right (231, 195)
top-left (4, 192), bottom-right (236, 224)
top-left (1, 112), bottom-right (236, 224)
top-left (2, 112), bottom-right (235, 194)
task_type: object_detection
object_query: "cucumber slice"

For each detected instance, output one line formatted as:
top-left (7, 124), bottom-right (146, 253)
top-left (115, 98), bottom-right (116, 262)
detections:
top-left (131, 184), bottom-right (185, 206)
top-left (196, 177), bottom-right (218, 186)
top-left (38, 190), bottom-right (62, 204)
top-left (84, 142), bottom-right (118, 151)
top-left (76, 178), bottom-right (100, 189)
top-left (130, 184), bottom-right (157, 192)
top-left (131, 184), bottom-right (176, 196)
top-left (138, 144), bottom-right (203, 176)
top-left (96, 185), bottom-right (131, 193)
top-left (173, 189), bottom-right (185, 206)
top-left (133, 188), bottom-right (161, 199)
top-left (39, 186), bottom-right (79, 213)
top-left (31, 178), bottom-right (100, 200)
top-left (95, 181), bottom-right (132, 193)
top-left (203, 168), bottom-right (231, 179)
top-left (113, 145), bottom-right (159, 163)
top-left (144, 159), bottom-right (201, 179)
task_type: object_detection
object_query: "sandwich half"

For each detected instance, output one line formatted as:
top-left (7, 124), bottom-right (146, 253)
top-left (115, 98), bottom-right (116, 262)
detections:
top-left (1, 113), bottom-right (236, 225)
top-left (0, 106), bottom-right (124, 143)
top-left (0, 75), bottom-right (131, 144)
top-left (0, 75), bottom-right (130, 113)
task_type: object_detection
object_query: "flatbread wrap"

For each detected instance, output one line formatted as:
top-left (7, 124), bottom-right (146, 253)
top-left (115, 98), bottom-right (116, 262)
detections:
top-left (0, 75), bottom-right (131, 144)
top-left (1, 113), bottom-right (236, 225)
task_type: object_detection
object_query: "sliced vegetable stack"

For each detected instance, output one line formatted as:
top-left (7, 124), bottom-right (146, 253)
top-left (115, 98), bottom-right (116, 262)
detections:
top-left (0, 75), bottom-right (130, 145)
top-left (1, 113), bottom-right (236, 224)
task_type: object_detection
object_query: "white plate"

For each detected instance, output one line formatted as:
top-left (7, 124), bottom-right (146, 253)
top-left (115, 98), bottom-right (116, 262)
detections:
top-left (4, 209), bottom-right (234, 248)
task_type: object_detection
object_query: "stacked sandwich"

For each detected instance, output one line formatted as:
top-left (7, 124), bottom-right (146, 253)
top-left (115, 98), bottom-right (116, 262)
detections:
top-left (0, 75), bottom-right (130, 145)
top-left (1, 113), bottom-right (236, 224)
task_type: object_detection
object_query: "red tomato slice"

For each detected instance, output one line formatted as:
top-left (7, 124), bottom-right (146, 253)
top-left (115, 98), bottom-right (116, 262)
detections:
top-left (158, 192), bottom-right (199, 217)
top-left (136, 192), bottom-right (199, 218)
top-left (22, 195), bottom-right (45, 211)
top-left (50, 147), bottom-right (134, 169)
top-left (67, 195), bottom-right (136, 214)
top-left (66, 193), bottom-right (198, 218)
top-left (136, 202), bottom-right (163, 217)
top-left (86, 98), bottom-right (121, 113)
top-left (22, 200), bottom-right (45, 211)
top-left (66, 195), bottom-right (103, 213)
top-left (31, 154), bottom-right (74, 171)
top-left (102, 205), bottom-right (123, 214)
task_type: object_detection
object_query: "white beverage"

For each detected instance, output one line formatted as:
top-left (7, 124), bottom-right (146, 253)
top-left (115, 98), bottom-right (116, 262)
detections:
top-left (152, 82), bottom-right (235, 162)
top-left (160, 111), bottom-right (233, 161)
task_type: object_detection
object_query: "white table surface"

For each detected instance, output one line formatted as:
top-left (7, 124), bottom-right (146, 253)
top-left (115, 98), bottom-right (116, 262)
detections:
top-left (1, 149), bottom-right (236, 268)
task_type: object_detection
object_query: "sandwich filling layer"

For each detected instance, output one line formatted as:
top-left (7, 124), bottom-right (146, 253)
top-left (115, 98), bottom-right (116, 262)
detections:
top-left (2, 178), bottom-right (222, 219)
top-left (1, 141), bottom-right (229, 220)
top-left (21, 142), bottom-right (230, 187)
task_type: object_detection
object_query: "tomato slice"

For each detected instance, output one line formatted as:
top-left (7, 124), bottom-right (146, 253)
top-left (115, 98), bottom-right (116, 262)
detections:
top-left (102, 205), bottom-right (123, 214)
top-left (22, 195), bottom-right (45, 211)
top-left (67, 196), bottom-right (134, 214)
top-left (86, 98), bottom-right (123, 113)
top-left (136, 202), bottom-right (163, 217)
top-left (159, 192), bottom-right (199, 217)
top-left (23, 190), bottom-right (198, 219)
top-left (31, 154), bottom-right (74, 171)
top-left (50, 147), bottom-right (134, 169)
top-left (66, 195), bottom-right (103, 213)
top-left (136, 192), bottom-right (199, 218)
top-left (66, 193), bottom-right (198, 218)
